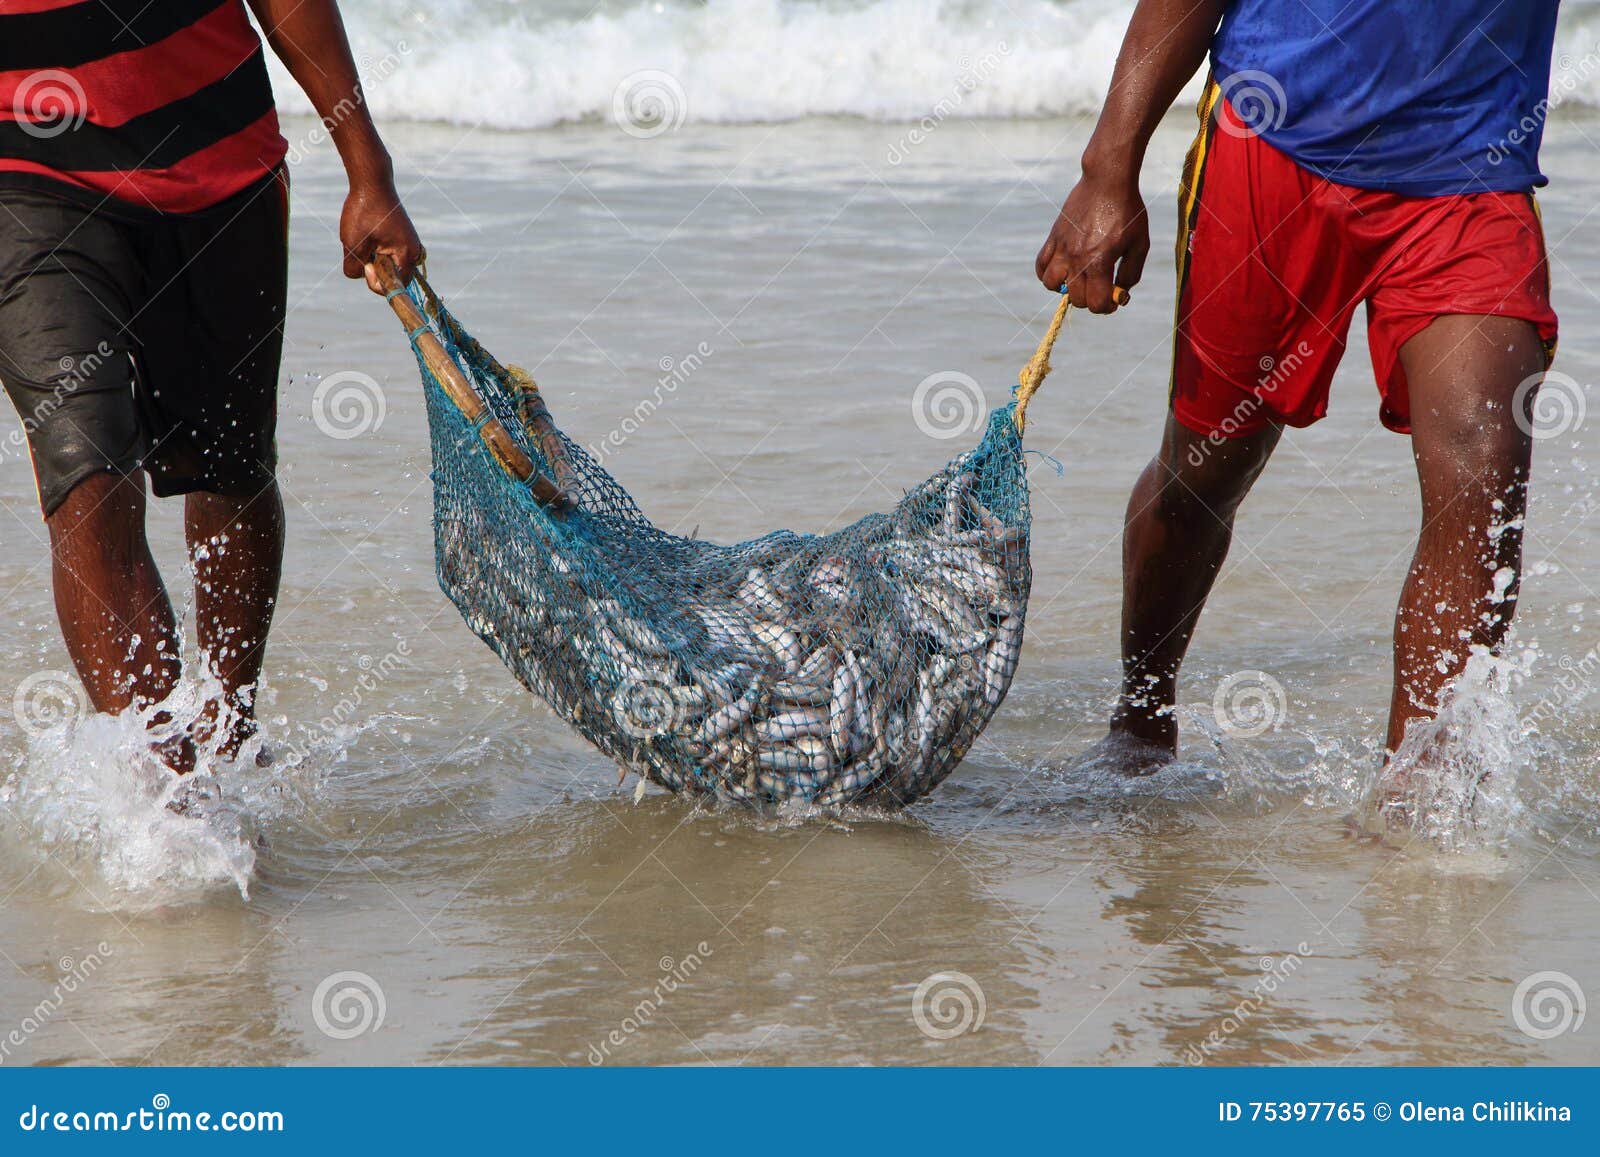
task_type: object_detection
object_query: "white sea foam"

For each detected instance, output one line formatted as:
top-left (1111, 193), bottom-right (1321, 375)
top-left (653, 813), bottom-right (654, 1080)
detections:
top-left (0, 672), bottom-right (356, 910)
top-left (267, 0), bottom-right (1600, 131)
top-left (1354, 648), bottom-right (1536, 853)
top-left (270, 0), bottom-right (1142, 128)
top-left (0, 679), bottom-right (257, 906)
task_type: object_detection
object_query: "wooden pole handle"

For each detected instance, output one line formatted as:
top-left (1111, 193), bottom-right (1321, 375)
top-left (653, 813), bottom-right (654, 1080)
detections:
top-left (371, 256), bottom-right (569, 512)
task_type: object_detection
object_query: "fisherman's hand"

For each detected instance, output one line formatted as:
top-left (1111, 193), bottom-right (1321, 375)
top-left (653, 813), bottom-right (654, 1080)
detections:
top-left (1035, 167), bottom-right (1148, 314)
top-left (341, 180), bottom-right (425, 293)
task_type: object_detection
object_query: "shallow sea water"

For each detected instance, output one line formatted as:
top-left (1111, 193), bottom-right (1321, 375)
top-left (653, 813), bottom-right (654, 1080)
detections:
top-left (1, 109), bottom-right (1599, 1065)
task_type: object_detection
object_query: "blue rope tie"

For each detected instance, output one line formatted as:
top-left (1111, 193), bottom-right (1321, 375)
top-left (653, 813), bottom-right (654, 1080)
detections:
top-left (1024, 448), bottom-right (1065, 477)
top-left (407, 323), bottom-right (430, 343)
top-left (383, 286), bottom-right (406, 301)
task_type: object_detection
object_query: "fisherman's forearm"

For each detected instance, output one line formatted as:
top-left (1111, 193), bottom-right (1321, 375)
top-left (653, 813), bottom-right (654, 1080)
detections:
top-left (1081, 0), bottom-right (1227, 183)
top-left (247, 0), bottom-right (395, 191)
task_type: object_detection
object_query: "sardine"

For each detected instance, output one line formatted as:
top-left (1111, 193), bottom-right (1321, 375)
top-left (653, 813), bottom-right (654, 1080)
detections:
top-left (756, 705), bottom-right (830, 743)
top-left (700, 683), bottom-right (761, 742)
top-left (795, 644), bottom-right (838, 686)
top-left (793, 734), bottom-right (840, 773)
top-left (829, 655), bottom-right (857, 760)
top-left (982, 612), bottom-right (1024, 705)
top-left (771, 677), bottom-right (832, 707)
top-left (944, 471), bottom-right (975, 537)
top-left (753, 620), bottom-right (804, 677)
top-left (735, 566), bottom-right (791, 619)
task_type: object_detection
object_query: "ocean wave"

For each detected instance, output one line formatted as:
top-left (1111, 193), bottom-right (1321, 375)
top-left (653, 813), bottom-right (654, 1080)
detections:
top-left (268, 0), bottom-right (1140, 128)
top-left (263, 0), bottom-right (1600, 131)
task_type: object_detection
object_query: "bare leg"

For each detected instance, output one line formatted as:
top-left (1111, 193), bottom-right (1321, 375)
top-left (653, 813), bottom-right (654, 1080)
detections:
top-left (1111, 416), bottom-right (1281, 761)
top-left (1386, 315), bottom-right (1542, 756)
top-left (186, 483), bottom-right (284, 758)
top-left (45, 470), bottom-right (191, 768)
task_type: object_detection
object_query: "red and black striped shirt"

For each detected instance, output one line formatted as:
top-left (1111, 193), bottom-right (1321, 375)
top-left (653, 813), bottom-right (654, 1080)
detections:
top-left (0, 0), bottom-right (288, 215)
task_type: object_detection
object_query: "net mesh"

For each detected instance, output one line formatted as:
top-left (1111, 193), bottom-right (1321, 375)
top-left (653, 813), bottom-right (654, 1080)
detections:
top-left (404, 281), bottom-right (1040, 808)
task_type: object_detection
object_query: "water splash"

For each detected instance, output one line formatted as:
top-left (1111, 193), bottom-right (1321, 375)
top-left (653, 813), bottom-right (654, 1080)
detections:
top-left (0, 683), bottom-right (256, 906)
top-left (1353, 647), bottom-right (1534, 852)
top-left (0, 670), bottom-right (370, 910)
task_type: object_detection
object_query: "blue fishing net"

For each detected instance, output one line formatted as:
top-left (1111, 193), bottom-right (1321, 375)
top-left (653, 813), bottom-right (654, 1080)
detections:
top-left (396, 275), bottom-right (1057, 808)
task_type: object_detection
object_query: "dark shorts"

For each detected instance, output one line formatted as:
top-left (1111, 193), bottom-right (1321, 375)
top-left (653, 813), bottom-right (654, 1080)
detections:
top-left (0, 170), bottom-right (288, 516)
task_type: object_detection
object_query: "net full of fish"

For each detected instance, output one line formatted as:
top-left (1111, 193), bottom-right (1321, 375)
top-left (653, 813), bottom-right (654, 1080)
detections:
top-left (381, 264), bottom-right (1068, 809)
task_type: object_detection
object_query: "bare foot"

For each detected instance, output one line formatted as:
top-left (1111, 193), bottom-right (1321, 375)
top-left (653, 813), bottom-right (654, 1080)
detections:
top-left (150, 716), bottom-right (197, 776)
top-left (165, 774), bottom-right (222, 817)
top-left (1076, 729), bottom-right (1177, 777)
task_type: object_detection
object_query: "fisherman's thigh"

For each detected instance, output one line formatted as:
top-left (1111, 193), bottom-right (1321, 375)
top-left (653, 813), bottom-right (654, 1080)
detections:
top-left (0, 191), bottom-right (142, 517)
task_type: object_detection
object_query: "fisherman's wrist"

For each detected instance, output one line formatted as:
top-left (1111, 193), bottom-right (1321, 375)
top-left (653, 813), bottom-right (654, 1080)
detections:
top-left (1079, 141), bottom-right (1143, 189)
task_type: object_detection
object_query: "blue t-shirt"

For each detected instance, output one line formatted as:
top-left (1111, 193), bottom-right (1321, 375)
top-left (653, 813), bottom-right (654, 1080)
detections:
top-left (1211, 0), bottom-right (1560, 196)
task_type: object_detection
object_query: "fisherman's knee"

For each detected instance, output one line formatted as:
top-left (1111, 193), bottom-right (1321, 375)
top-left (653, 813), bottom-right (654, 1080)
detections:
top-left (1147, 451), bottom-right (1256, 525)
top-left (47, 471), bottom-right (147, 558)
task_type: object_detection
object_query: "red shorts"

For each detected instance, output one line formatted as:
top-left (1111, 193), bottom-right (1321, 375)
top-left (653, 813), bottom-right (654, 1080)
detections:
top-left (1170, 85), bottom-right (1559, 439)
